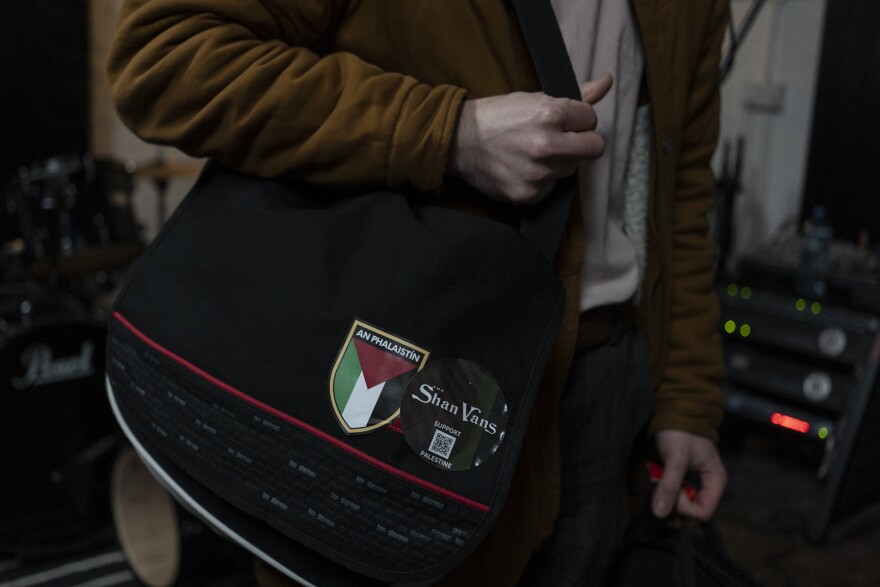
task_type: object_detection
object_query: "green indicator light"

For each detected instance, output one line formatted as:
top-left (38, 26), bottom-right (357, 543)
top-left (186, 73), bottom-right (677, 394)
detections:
top-left (727, 284), bottom-right (738, 297)
top-left (741, 287), bottom-right (752, 300)
top-left (811, 302), bottom-right (822, 315)
top-left (724, 320), bottom-right (736, 334)
top-left (796, 299), bottom-right (807, 311)
top-left (740, 324), bottom-right (751, 337)
top-left (818, 427), bottom-right (829, 440)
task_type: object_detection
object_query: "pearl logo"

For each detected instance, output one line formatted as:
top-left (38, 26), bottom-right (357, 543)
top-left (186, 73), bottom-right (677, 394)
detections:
top-left (12, 341), bottom-right (96, 389)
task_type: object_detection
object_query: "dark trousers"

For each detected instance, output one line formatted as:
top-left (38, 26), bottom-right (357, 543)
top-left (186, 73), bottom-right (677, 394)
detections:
top-left (519, 328), bottom-right (652, 586)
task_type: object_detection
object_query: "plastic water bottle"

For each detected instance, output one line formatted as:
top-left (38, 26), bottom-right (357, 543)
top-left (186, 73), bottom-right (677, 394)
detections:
top-left (796, 205), bottom-right (832, 299)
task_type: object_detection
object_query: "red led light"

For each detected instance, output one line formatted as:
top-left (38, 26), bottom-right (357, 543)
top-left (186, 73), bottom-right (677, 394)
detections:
top-left (770, 412), bottom-right (810, 434)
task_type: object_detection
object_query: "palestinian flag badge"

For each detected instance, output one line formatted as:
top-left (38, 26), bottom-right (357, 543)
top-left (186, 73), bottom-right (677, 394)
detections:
top-left (330, 320), bottom-right (430, 435)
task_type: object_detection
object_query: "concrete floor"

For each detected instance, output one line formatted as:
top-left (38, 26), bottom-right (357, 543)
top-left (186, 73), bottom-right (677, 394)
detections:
top-left (715, 425), bottom-right (880, 587)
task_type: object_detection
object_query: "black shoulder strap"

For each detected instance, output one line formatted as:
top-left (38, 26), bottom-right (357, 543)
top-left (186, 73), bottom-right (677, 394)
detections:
top-left (509, 0), bottom-right (582, 261)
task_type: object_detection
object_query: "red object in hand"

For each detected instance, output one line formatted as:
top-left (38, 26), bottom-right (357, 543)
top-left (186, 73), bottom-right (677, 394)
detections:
top-left (647, 462), bottom-right (698, 502)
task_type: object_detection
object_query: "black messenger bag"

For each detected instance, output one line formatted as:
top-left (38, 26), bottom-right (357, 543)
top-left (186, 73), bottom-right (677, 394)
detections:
top-left (105, 2), bottom-right (580, 585)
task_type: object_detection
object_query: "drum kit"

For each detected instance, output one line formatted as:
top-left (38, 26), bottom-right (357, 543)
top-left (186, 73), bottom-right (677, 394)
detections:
top-left (1, 153), bottom-right (204, 382)
top-left (0, 153), bottom-right (244, 586)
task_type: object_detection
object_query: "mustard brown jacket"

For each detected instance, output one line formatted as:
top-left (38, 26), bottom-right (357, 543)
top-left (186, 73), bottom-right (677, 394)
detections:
top-left (107, 0), bottom-right (728, 583)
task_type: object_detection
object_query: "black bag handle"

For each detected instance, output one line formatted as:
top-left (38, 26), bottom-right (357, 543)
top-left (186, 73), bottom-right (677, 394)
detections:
top-left (612, 466), bottom-right (761, 587)
top-left (509, 0), bottom-right (582, 261)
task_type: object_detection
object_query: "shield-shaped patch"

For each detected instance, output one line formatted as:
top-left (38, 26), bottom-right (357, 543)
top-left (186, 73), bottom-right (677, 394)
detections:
top-left (329, 320), bottom-right (430, 435)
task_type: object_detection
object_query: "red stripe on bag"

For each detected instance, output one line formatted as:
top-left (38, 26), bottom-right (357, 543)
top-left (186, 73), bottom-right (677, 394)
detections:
top-left (113, 312), bottom-right (490, 513)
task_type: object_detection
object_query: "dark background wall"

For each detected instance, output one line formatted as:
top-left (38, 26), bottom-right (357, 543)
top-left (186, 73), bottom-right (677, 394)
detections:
top-left (802, 0), bottom-right (880, 243)
top-left (0, 1), bottom-right (89, 182)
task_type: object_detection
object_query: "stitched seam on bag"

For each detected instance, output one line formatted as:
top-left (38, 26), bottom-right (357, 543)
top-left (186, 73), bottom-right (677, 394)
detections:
top-left (113, 311), bottom-right (490, 514)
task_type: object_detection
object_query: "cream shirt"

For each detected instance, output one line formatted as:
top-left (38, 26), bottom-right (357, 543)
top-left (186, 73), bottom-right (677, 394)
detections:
top-left (551, 0), bottom-right (645, 311)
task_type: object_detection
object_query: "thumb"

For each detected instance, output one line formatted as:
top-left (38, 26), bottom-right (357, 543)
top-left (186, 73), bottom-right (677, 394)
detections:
top-left (580, 72), bottom-right (613, 104)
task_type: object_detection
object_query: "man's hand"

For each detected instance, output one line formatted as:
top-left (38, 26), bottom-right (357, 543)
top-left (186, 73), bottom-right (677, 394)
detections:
top-left (446, 73), bottom-right (613, 205)
top-left (652, 429), bottom-right (727, 522)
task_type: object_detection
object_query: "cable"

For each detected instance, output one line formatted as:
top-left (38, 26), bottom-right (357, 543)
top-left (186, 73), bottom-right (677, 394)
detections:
top-left (720, 0), bottom-right (769, 84)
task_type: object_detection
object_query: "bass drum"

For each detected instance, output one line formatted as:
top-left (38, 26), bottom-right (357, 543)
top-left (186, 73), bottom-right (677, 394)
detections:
top-left (0, 285), bottom-right (119, 555)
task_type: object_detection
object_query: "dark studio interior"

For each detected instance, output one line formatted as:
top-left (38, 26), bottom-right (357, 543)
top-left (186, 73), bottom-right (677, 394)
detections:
top-left (2, 1), bottom-right (880, 586)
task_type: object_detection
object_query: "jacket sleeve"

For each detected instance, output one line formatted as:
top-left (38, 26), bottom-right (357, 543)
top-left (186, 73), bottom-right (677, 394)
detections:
top-left (106, 0), bottom-right (466, 192)
top-left (649, 0), bottom-right (728, 442)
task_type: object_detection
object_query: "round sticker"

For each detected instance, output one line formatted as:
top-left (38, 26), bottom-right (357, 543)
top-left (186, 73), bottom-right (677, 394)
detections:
top-left (400, 358), bottom-right (507, 471)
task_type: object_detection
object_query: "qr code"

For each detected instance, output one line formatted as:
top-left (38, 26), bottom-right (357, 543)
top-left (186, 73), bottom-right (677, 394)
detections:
top-left (428, 429), bottom-right (456, 460)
